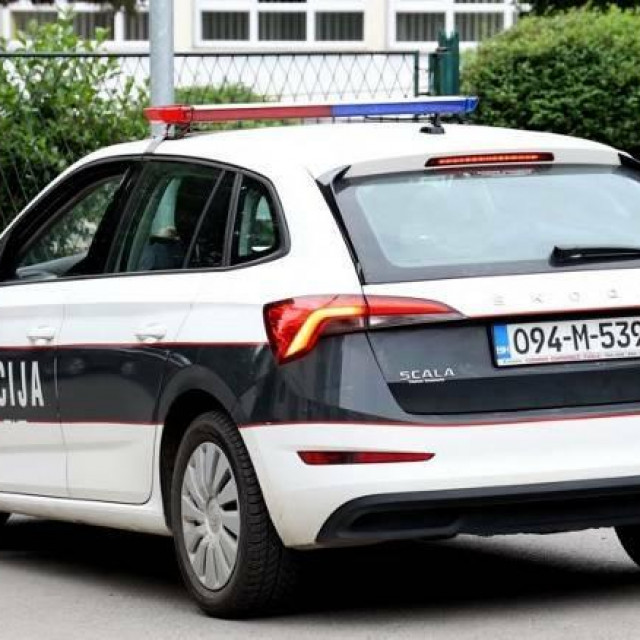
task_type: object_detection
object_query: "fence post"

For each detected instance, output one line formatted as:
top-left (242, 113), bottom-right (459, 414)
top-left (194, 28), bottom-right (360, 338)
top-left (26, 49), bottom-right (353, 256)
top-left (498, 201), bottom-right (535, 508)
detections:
top-left (149, 0), bottom-right (174, 136)
top-left (428, 31), bottom-right (460, 96)
top-left (413, 51), bottom-right (421, 97)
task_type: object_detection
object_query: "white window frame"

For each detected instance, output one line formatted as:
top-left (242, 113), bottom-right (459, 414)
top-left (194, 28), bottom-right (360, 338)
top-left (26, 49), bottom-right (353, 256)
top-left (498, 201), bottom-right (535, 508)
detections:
top-left (388, 0), bottom-right (516, 51)
top-left (195, 0), bottom-right (367, 51)
top-left (2, 0), bottom-right (149, 52)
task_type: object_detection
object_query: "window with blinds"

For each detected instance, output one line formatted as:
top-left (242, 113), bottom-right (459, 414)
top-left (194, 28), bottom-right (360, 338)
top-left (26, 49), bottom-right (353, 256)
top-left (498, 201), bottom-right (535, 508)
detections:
top-left (202, 11), bottom-right (250, 41)
top-left (258, 12), bottom-right (306, 41)
top-left (73, 11), bottom-right (113, 39)
top-left (455, 12), bottom-right (504, 41)
top-left (316, 12), bottom-right (364, 41)
top-left (124, 11), bottom-right (149, 41)
top-left (13, 10), bottom-right (114, 39)
top-left (13, 11), bottom-right (57, 33)
top-left (396, 12), bottom-right (446, 42)
top-left (390, 0), bottom-right (514, 47)
top-left (198, 1), bottom-right (366, 44)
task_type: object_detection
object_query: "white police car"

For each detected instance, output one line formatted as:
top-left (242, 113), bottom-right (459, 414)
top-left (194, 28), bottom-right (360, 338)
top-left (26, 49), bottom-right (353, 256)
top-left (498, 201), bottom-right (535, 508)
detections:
top-left (3, 97), bottom-right (640, 618)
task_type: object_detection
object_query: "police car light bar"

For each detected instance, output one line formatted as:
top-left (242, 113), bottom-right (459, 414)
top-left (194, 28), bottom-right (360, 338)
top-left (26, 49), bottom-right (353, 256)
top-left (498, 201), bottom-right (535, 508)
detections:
top-left (143, 96), bottom-right (479, 126)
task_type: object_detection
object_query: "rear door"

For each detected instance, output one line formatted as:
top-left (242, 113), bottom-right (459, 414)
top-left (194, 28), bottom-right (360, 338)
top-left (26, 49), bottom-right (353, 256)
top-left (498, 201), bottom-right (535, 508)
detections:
top-left (58, 159), bottom-right (226, 503)
top-left (334, 161), bottom-right (640, 416)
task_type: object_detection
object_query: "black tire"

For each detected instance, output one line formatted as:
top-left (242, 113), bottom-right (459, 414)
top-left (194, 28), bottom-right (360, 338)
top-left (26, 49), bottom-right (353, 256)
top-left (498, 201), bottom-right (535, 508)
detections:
top-left (170, 411), bottom-right (298, 619)
top-left (0, 512), bottom-right (10, 541)
top-left (616, 525), bottom-right (640, 567)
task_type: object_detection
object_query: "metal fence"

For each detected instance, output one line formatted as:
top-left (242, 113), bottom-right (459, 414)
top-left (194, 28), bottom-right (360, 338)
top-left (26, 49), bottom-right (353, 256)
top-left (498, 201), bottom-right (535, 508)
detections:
top-left (112, 51), bottom-right (424, 102)
top-left (0, 50), bottom-right (423, 225)
top-left (173, 51), bottom-right (423, 102)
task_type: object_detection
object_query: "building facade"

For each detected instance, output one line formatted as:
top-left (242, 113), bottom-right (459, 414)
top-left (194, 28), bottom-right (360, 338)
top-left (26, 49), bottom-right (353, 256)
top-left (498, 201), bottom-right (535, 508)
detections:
top-left (1, 0), bottom-right (518, 52)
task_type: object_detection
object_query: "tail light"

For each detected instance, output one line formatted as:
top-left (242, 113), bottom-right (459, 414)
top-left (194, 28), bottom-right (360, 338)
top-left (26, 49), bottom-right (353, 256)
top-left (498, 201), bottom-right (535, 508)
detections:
top-left (298, 451), bottom-right (435, 465)
top-left (264, 294), bottom-right (458, 364)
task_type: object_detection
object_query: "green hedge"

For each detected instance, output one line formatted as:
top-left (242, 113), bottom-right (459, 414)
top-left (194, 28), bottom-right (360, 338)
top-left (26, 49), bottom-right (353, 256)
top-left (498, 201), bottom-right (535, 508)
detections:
top-left (528, 0), bottom-right (640, 14)
top-left (462, 7), bottom-right (640, 156)
top-left (0, 18), bottom-right (148, 227)
top-left (176, 83), bottom-right (265, 107)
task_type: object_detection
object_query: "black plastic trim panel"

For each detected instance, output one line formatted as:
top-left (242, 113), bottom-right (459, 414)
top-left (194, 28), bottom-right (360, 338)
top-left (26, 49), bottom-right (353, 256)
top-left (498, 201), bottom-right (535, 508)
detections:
top-left (317, 476), bottom-right (640, 545)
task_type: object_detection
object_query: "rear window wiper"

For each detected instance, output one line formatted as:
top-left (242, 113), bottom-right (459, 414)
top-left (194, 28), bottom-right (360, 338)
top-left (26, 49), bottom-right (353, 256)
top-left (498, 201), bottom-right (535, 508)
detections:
top-left (550, 245), bottom-right (640, 266)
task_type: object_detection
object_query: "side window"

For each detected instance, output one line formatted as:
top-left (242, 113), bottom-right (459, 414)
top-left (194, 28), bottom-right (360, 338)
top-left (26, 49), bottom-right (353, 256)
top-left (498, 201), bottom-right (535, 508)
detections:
top-left (187, 172), bottom-right (235, 270)
top-left (15, 172), bottom-right (127, 281)
top-left (230, 176), bottom-right (281, 265)
top-left (113, 162), bottom-right (221, 273)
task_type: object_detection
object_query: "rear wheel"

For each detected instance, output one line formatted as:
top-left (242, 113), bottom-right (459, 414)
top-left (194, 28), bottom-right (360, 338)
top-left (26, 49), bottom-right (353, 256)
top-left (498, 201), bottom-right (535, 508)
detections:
top-left (616, 525), bottom-right (640, 567)
top-left (170, 411), bottom-right (298, 619)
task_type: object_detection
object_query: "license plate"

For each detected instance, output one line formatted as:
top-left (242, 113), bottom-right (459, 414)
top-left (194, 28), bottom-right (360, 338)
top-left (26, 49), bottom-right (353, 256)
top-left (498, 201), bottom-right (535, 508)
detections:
top-left (492, 316), bottom-right (640, 367)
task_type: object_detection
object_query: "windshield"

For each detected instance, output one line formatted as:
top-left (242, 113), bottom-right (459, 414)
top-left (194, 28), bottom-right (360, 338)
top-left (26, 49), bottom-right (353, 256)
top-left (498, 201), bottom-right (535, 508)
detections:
top-left (334, 165), bottom-right (640, 282)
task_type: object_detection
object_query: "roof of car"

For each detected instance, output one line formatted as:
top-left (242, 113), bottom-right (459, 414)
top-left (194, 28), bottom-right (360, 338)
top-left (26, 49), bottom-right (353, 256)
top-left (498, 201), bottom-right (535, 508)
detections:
top-left (83, 122), bottom-right (620, 179)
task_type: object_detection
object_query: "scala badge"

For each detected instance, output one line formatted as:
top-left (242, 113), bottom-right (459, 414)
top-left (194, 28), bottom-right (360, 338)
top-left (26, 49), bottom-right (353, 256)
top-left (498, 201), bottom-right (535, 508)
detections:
top-left (399, 367), bottom-right (456, 384)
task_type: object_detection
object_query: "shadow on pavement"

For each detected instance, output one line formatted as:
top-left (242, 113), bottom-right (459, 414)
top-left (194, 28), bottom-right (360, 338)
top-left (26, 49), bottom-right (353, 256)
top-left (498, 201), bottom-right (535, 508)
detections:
top-left (1, 516), bottom-right (639, 618)
top-left (0, 516), bottom-right (181, 586)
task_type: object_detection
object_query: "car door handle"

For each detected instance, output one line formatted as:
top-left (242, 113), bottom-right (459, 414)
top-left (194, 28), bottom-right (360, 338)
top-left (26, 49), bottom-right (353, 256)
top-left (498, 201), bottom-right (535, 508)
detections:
top-left (134, 323), bottom-right (167, 344)
top-left (27, 326), bottom-right (56, 344)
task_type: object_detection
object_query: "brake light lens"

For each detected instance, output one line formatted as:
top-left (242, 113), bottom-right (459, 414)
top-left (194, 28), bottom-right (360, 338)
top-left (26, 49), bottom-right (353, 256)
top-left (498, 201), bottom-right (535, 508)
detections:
top-left (426, 152), bottom-right (554, 168)
top-left (264, 295), bottom-right (458, 364)
top-left (298, 451), bottom-right (435, 465)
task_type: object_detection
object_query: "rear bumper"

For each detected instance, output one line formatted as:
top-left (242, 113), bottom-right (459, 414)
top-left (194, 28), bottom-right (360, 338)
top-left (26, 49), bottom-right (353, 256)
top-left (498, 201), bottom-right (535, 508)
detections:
top-left (317, 475), bottom-right (640, 545)
top-left (240, 413), bottom-right (640, 548)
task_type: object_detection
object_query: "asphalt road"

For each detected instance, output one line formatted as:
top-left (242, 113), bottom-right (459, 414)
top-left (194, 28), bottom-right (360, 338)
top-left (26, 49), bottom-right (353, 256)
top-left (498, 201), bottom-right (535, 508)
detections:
top-left (2, 516), bottom-right (640, 640)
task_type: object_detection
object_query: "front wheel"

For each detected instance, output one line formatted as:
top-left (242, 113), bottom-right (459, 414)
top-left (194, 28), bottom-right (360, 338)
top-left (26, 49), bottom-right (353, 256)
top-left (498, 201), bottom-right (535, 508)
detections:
top-left (170, 411), bottom-right (298, 619)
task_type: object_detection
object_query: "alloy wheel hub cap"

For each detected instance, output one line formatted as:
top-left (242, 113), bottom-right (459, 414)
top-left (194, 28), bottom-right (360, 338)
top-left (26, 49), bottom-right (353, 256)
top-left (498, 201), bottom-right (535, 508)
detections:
top-left (206, 500), bottom-right (223, 533)
top-left (181, 442), bottom-right (240, 591)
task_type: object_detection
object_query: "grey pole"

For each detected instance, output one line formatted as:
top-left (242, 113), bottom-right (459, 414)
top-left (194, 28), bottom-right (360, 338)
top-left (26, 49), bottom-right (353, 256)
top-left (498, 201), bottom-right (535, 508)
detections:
top-left (149, 0), bottom-right (175, 137)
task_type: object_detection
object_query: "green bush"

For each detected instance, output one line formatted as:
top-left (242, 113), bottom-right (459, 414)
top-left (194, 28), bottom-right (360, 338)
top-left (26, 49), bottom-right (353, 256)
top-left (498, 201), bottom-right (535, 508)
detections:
top-left (0, 16), bottom-right (149, 227)
top-left (527, 0), bottom-right (640, 15)
top-left (462, 7), bottom-right (640, 156)
top-left (176, 83), bottom-right (265, 106)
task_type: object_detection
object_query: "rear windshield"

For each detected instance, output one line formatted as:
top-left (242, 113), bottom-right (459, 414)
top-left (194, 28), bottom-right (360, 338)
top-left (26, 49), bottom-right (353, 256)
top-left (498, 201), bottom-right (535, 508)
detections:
top-left (334, 164), bottom-right (640, 282)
